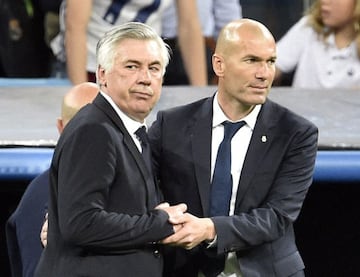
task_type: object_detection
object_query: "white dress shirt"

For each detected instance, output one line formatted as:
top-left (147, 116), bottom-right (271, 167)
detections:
top-left (206, 93), bottom-right (261, 277)
top-left (100, 91), bottom-right (146, 152)
top-left (211, 94), bottom-right (261, 216)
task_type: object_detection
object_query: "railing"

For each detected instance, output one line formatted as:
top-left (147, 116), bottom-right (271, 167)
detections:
top-left (1, 148), bottom-right (359, 182)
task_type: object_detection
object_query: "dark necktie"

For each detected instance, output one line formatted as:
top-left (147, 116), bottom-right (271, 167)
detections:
top-left (135, 126), bottom-right (153, 173)
top-left (209, 120), bottom-right (246, 217)
top-left (135, 126), bottom-right (159, 208)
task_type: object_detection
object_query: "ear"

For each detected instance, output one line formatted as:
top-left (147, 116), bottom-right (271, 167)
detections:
top-left (56, 118), bottom-right (64, 134)
top-left (212, 54), bottom-right (225, 77)
top-left (97, 65), bottom-right (107, 87)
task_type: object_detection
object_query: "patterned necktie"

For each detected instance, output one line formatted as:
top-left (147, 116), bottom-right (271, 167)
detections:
top-left (210, 120), bottom-right (246, 216)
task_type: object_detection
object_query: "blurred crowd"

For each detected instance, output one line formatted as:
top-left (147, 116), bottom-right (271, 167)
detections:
top-left (0, 0), bottom-right (359, 89)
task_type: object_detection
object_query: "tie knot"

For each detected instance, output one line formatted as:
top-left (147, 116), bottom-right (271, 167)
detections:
top-left (222, 121), bottom-right (246, 140)
top-left (135, 126), bottom-right (149, 145)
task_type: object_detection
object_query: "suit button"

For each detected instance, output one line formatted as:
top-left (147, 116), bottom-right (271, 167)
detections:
top-left (153, 249), bottom-right (161, 258)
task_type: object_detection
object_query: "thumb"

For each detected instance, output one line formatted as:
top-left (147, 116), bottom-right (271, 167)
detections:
top-left (175, 203), bottom-right (187, 213)
top-left (155, 202), bottom-right (170, 209)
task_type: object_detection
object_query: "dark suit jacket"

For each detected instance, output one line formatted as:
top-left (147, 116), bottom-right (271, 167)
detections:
top-left (35, 93), bottom-right (174, 277)
top-left (6, 170), bottom-right (49, 277)
top-left (149, 95), bottom-right (318, 277)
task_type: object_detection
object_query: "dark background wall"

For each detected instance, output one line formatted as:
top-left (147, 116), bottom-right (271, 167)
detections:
top-left (1, 180), bottom-right (29, 277)
top-left (241, 0), bottom-right (305, 41)
top-left (2, 176), bottom-right (360, 276)
top-left (294, 181), bottom-right (360, 276)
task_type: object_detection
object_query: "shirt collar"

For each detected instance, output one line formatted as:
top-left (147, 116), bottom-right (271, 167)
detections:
top-left (326, 33), bottom-right (356, 55)
top-left (212, 92), bottom-right (261, 131)
top-left (100, 91), bottom-right (145, 135)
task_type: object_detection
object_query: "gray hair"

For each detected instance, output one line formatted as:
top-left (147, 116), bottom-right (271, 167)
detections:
top-left (96, 22), bottom-right (171, 78)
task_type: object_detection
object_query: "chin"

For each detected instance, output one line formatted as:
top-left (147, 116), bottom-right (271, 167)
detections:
top-left (251, 94), bottom-right (267, 105)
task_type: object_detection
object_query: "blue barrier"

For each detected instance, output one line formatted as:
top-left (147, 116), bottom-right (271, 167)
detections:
top-left (0, 148), bottom-right (54, 180)
top-left (0, 78), bottom-right (71, 87)
top-left (0, 148), bottom-right (359, 182)
top-left (314, 151), bottom-right (360, 182)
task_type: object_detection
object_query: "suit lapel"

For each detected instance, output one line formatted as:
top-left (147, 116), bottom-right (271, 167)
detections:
top-left (188, 97), bottom-right (280, 215)
top-left (235, 100), bottom-right (278, 209)
top-left (190, 97), bottom-right (214, 216)
top-left (93, 94), bottom-right (157, 208)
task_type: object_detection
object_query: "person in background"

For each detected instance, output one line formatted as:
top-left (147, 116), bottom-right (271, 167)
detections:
top-left (274, 0), bottom-right (360, 89)
top-left (0, 0), bottom-right (59, 77)
top-left (149, 18), bottom-right (318, 276)
top-left (6, 82), bottom-right (99, 277)
top-left (51, 0), bottom-right (207, 86)
top-left (161, 0), bottom-right (242, 85)
top-left (35, 22), bottom-right (187, 277)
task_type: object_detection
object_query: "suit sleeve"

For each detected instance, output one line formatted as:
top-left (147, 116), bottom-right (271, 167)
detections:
top-left (6, 216), bottom-right (23, 277)
top-left (55, 123), bottom-right (174, 252)
top-left (211, 120), bottom-right (318, 255)
top-left (148, 111), bottom-right (163, 178)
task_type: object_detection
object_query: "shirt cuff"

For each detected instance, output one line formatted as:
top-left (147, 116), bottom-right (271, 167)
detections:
top-left (205, 234), bottom-right (217, 248)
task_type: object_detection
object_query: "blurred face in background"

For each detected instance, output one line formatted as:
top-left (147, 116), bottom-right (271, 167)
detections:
top-left (320, 0), bottom-right (356, 30)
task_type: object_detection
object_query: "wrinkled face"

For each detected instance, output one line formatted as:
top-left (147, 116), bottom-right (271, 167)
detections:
top-left (214, 33), bottom-right (276, 109)
top-left (98, 39), bottom-right (164, 122)
top-left (320, 0), bottom-right (356, 29)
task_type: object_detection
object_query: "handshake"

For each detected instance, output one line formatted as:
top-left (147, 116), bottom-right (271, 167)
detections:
top-left (155, 202), bottom-right (216, 249)
top-left (40, 203), bottom-right (216, 250)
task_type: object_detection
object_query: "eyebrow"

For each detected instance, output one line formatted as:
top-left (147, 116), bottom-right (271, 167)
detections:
top-left (244, 54), bottom-right (277, 61)
top-left (126, 59), bottom-right (162, 66)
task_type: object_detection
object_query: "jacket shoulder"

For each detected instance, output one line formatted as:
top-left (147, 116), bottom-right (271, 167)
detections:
top-left (160, 97), bottom-right (211, 119)
top-left (265, 99), bottom-right (318, 131)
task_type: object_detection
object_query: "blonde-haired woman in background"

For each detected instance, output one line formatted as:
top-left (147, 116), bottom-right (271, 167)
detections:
top-left (274, 0), bottom-right (360, 89)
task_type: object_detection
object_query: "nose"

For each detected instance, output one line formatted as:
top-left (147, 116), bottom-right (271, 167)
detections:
top-left (255, 62), bottom-right (271, 80)
top-left (138, 68), bottom-right (151, 85)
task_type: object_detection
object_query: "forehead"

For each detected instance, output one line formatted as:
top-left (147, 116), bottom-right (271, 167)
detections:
top-left (115, 38), bottom-right (162, 63)
top-left (236, 37), bottom-right (276, 58)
